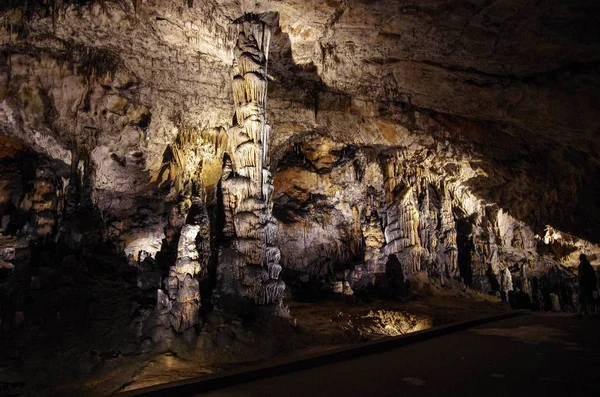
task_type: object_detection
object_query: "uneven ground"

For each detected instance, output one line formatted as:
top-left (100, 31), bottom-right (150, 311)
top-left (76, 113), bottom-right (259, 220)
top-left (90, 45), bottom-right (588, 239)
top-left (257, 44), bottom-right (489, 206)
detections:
top-left (287, 280), bottom-right (507, 344)
top-left (61, 286), bottom-right (507, 396)
top-left (0, 251), bottom-right (508, 397)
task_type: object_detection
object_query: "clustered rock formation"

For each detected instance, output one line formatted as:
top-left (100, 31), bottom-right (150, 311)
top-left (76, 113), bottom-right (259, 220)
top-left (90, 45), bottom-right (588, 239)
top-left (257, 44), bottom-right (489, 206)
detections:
top-left (273, 135), bottom-right (597, 310)
top-left (0, 0), bottom-right (598, 356)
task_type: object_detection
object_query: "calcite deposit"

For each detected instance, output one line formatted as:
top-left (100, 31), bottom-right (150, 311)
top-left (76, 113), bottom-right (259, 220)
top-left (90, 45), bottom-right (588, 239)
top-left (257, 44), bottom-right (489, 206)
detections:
top-left (0, 0), bottom-right (597, 314)
top-left (0, 0), bottom-right (599, 393)
top-left (212, 14), bottom-right (286, 316)
top-left (272, 137), bottom-right (591, 309)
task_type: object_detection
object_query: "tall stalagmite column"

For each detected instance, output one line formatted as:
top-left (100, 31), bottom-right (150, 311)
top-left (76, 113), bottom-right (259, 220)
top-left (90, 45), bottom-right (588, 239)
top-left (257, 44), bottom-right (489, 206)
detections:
top-left (215, 14), bottom-right (286, 314)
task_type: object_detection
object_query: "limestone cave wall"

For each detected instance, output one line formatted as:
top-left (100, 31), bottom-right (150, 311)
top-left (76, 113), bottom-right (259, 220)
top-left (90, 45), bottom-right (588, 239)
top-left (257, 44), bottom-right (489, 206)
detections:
top-left (272, 132), bottom-right (594, 311)
top-left (0, 0), bottom-right (598, 354)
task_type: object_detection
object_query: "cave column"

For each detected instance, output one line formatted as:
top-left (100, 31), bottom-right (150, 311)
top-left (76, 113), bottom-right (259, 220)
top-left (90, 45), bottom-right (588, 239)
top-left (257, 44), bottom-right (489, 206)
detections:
top-left (152, 184), bottom-right (210, 341)
top-left (215, 15), bottom-right (285, 314)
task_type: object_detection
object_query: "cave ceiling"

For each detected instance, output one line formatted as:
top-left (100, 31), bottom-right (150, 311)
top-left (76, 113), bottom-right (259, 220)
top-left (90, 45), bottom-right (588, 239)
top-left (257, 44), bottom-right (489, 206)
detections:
top-left (0, 0), bottom-right (599, 242)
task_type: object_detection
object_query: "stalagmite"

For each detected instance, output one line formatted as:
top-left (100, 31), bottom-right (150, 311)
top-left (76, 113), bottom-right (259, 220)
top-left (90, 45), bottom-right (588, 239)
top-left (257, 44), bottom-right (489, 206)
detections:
top-left (501, 267), bottom-right (513, 302)
top-left (152, 195), bottom-right (210, 339)
top-left (214, 14), bottom-right (286, 315)
top-left (361, 211), bottom-right (385, 275)
top-left (31, 167), bottom-right (62, 237)
top-left (372, 153), bottom-right (463, 281)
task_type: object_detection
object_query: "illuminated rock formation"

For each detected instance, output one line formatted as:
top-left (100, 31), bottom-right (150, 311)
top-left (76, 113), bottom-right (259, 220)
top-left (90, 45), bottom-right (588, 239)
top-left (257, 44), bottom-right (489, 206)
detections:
top-left (381, 153), bottom-right (459, 281)
top-left (152, 195), bottom-right (210, 339)
top-left (214, 14), bottom-right (285, 314)
top-left (1, 2), bottom-right (600, 394)
top-left (272, 138), bottom-right (592, 312)
top-left (361, 210), bottom-right (385, 275)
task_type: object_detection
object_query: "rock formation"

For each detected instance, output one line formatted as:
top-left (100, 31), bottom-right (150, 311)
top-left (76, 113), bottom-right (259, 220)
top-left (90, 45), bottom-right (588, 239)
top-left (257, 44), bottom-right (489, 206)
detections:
top-left (0, 0), bottom-right (595, 316)
top-left (0, 5), bottom-right (599, 393)
top-left (214, 14), bottom-right (286, 315)
top-left (0, 2), bottom-right (599, 395)
top-left (152, 195), bottom-right (210, 341)
top-left (272, 137), bottom-right (597, 312)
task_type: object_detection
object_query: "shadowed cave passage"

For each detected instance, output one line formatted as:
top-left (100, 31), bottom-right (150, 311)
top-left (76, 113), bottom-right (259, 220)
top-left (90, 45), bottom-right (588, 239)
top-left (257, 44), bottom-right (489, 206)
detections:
top-left (0, 1), bottom-right (599, 396)
top-left (455, 216), bottom-right (474, 288)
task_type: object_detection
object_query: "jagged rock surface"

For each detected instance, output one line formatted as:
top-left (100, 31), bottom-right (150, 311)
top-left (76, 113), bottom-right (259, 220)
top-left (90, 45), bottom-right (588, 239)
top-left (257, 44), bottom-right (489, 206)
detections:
top-left (0, 1), bottom-right (598, 252)
top-left (273, 137), bottom-right (595, 310)
top-left (151, 195), bottom-right (210, 342)
top-left (0, 0), bottom-right (595, 319)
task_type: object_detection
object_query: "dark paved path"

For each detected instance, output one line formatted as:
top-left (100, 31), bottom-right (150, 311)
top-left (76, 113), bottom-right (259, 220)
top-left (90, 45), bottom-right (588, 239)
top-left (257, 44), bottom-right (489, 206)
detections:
top-left (195, 313), bottom-right (600, 397)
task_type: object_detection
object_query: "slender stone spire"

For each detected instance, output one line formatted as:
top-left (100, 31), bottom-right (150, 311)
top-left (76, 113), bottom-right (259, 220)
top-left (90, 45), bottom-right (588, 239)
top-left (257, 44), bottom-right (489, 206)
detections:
top-left (215, 14), bottom-right (286, 314)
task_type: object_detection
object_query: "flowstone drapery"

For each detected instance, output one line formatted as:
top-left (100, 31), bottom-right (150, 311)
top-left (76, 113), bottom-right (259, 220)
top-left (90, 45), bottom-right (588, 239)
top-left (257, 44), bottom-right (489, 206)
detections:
top-left (379, 154), bottom-right (459, 282)
top-left (214, 15), bottom-right (286, 314)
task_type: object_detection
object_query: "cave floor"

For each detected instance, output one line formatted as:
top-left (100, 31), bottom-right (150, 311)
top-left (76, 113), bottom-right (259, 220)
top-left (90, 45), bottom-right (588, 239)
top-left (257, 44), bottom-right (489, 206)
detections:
top-left (0, 252), bottom-right (510, 397)
top-left (195, 312), bottom-right (600, 397)
top-left (287, 291), bottom-right (509, 344)
top-left (90, 291), bottom-right (509, 396)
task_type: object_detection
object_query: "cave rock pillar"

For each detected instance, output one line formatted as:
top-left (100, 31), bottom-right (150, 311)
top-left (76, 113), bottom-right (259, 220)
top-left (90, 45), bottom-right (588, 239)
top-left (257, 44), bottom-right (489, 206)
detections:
top-left (215, 14), bottom-right (286, 315)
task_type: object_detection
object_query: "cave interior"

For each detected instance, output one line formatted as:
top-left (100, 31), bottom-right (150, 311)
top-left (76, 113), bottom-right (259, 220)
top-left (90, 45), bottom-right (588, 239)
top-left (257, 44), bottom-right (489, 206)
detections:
top-left (0, 0), bottom-right (599, 395)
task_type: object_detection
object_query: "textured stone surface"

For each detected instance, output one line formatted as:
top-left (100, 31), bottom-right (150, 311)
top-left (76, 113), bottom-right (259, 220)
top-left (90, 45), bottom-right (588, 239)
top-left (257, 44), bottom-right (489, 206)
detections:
top-left (0, 1), bottom-right (597, 247)
top-left (0, 0), bottom-right (595, 309)
top-left (214, 14), bottom-right (286, 314)
top-left (0, 4), bottom-right (598, 392)
top-left (272, 135), bottom-right (595, 312)
top-left (151, 197), bottom-right (210, 337)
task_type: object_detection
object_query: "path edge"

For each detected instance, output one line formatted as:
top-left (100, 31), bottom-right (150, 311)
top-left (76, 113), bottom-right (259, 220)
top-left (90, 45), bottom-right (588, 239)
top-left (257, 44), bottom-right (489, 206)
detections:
top-left (117, 309), bottom-right (528, 397)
